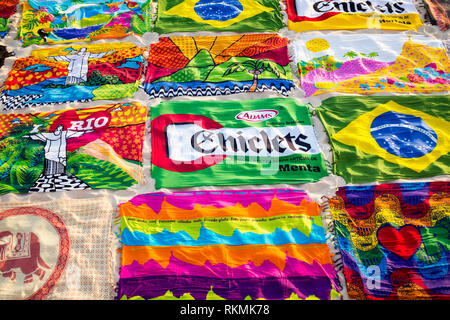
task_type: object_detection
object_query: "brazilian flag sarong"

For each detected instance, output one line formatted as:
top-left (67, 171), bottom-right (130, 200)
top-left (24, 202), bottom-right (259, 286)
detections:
top-left (316, 95), bottom-right (450, 183)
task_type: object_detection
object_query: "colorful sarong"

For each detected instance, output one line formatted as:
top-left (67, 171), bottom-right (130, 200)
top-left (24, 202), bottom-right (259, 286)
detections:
top-left (17, 0), bottom-right (152, 47)
top-left (0, 42), bottom-right (145, 110)
top-left (154, 0), bottom-right (283, 34)
top-left (423, 0), bottom-right (450, 30)
top-left (0, 197), bottom-right (115, 299)
top-left (0, 102), bottom-right (147, 195)
top-left (327, 182), bottom-right (450, 300)
top-left (0, 0), bottom-right (18, 38)
top-left (286, 0), bottom-right (423, 32)
top-left (118, 189), bottom-right (341, 300)
top-left (316, 95), bottom-right (450, 183)
top-left (151, 98), bottom-right (329, 189)
top-left (293, 34), bottom-right (449, 97)
top-left (144, 33), bottom-right (294, 98)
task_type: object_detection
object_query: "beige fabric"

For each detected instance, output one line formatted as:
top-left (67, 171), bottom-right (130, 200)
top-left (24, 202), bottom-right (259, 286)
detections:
top-left (0, 197), bottom-right (115, 300)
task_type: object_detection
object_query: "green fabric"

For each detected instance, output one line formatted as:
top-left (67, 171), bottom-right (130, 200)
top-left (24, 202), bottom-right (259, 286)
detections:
top-left (154, 0), bottom-right (284, 34)
top-left (316, 95), bottom-right (450, 183)
top-left (151, 98), bottom-right (329, 189)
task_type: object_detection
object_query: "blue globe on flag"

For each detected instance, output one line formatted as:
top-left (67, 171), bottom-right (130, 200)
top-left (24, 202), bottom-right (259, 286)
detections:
top-left (370, 111), bottom-right (437, 159)
top-left (194, 0), bottom-right (243, 21)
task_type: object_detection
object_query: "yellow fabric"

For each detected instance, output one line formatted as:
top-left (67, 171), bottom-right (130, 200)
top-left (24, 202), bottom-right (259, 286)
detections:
top-left (30, 42), bottom-right (136, 59)
top-left (289, 12), bottom-right (423, 32)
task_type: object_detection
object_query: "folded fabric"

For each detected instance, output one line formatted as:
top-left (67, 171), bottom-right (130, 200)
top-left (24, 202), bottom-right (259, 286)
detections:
top-left (0, 0), bottom-right (19, 38)
top-left (0, 42), bottom-right (145, 110)
top-left (154, 0), bottom-right (283, 34)
top-left (423, 0), bottom-right (449, 30)
top-left (0, 197), bottom-right (115, 299)
top-left (316, 95), bottom-right (450, 183)
top-left (118, 189), bottom-right (341, 300)
top-left (17, 0), bottom-right (152, 47)
top-left (286, 0), bottom-right (423, 32)
top-left (0, 102), bottom-right (147, 195)
top-left (151, 98), bottom-right (329, 189)
top-left (293, 33), bottom-right (449, 97)
top-left (328, 181), bottom-right (449, 300)
top-left (144, 33), bottom-right (294, 98)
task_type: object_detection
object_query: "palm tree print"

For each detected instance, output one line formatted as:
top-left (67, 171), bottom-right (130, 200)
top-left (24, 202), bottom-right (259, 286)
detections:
top-left (343, 51), bottom-right (358, 60)
top-left (223, 59), bottom-right (285, 92)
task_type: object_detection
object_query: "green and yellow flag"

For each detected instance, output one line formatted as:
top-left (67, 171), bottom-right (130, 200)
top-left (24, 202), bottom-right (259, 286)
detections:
top-left (154, 0), bottom-right (284, 34)
top-left (316, 95), bottom-right (450, 183)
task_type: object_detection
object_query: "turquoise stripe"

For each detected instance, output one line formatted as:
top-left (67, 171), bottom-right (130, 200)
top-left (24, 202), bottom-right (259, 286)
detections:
top-left (121, 224), bottom-right (327, 246)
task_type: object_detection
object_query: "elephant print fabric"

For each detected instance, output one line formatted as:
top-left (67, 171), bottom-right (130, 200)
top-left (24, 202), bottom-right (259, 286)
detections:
top-left (0, 42), bottom-right (145, 111)
top-left (0, 198), bottom-right (115, 299)
top-left (144, 33), bottom-right (295, 98)
top-left (327, 181), bottom-right (450, 300)
top-left (0, 102), bottom-right (147, 195)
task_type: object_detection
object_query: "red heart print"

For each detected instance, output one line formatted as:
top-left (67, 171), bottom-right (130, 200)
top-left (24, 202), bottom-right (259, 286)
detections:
top-left (378, 225), bottom-right (421, 260)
